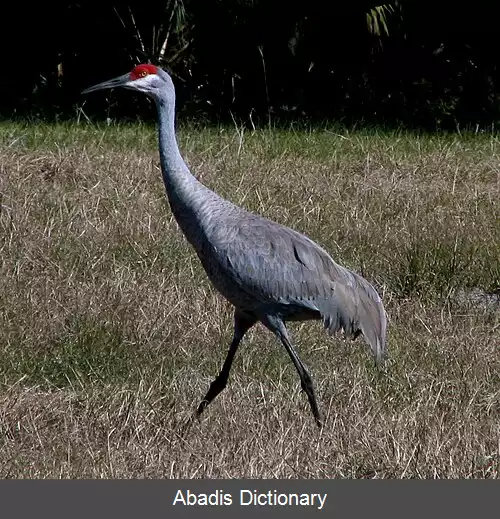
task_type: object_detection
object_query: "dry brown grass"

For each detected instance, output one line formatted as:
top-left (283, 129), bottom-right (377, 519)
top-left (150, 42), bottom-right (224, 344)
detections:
top-left (0, 123), bottom-right (498, 478)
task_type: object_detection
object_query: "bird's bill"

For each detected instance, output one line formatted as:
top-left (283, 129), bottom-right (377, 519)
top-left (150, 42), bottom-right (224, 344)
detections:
top-left (81, 73), bottom-right (131, 95)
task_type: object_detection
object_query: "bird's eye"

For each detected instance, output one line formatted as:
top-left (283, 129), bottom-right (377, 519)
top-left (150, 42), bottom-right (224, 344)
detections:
top-left (139, 71), bottom-right (148, 77)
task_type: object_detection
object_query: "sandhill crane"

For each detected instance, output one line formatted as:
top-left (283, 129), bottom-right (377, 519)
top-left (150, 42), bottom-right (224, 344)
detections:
top-left (82, 64), bottom-right (387, 428)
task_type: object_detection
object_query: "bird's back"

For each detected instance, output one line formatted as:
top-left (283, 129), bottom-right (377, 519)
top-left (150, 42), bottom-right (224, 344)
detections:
top-left (183, 193), bottom-right (386, 363)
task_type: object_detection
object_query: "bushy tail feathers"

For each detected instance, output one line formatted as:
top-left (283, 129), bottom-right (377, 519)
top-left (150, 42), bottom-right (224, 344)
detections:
top-left (320, 273), bottom-right (387, 366)
top-left (355, 274), bottom-right (387, 365)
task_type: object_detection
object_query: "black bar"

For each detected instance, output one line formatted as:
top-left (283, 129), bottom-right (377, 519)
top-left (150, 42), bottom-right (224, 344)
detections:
top-left (0, 480), bottom-right (497, 519)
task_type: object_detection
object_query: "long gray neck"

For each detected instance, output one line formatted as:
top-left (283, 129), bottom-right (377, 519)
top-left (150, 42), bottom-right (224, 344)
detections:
top-left (155, 92), bottom-right (213, 248)
top-left (156, 95), bottom-right (193, 192)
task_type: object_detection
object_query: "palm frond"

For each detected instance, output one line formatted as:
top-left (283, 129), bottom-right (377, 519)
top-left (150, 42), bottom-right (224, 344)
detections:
top-left (366, 2), bottom-right (400, 37)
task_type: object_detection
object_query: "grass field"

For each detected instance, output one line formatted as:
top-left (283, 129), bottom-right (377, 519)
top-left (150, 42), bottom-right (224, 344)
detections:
top-left (0, 121), bottom-right (498, 478)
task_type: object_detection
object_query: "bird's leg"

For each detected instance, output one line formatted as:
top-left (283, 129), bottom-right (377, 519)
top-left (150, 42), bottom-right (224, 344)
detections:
top-left (196, 310), bottom-right (256, 417)
top-left (263, 316), bottom-right (323, 428)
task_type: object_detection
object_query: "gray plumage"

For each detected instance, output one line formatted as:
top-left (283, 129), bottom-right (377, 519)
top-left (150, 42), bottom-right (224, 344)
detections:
top-left (82, 64), bottom-right (387, 428)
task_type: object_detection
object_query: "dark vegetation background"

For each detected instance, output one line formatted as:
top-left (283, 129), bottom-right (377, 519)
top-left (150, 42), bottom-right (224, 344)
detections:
top-left (2, 1), bottom-right (500, 129)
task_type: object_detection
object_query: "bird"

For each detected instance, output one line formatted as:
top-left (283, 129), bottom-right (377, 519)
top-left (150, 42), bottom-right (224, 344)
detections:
top-left (82, 63), bottom-right (387, 428)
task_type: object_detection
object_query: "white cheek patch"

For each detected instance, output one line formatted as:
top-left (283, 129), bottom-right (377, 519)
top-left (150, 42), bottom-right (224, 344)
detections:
top-left (126, 74), bottom-right (157, 89)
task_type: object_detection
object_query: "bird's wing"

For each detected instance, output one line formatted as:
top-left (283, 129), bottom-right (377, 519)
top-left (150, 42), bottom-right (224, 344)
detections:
top-left (206, 211), bottom-right (386, 362)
